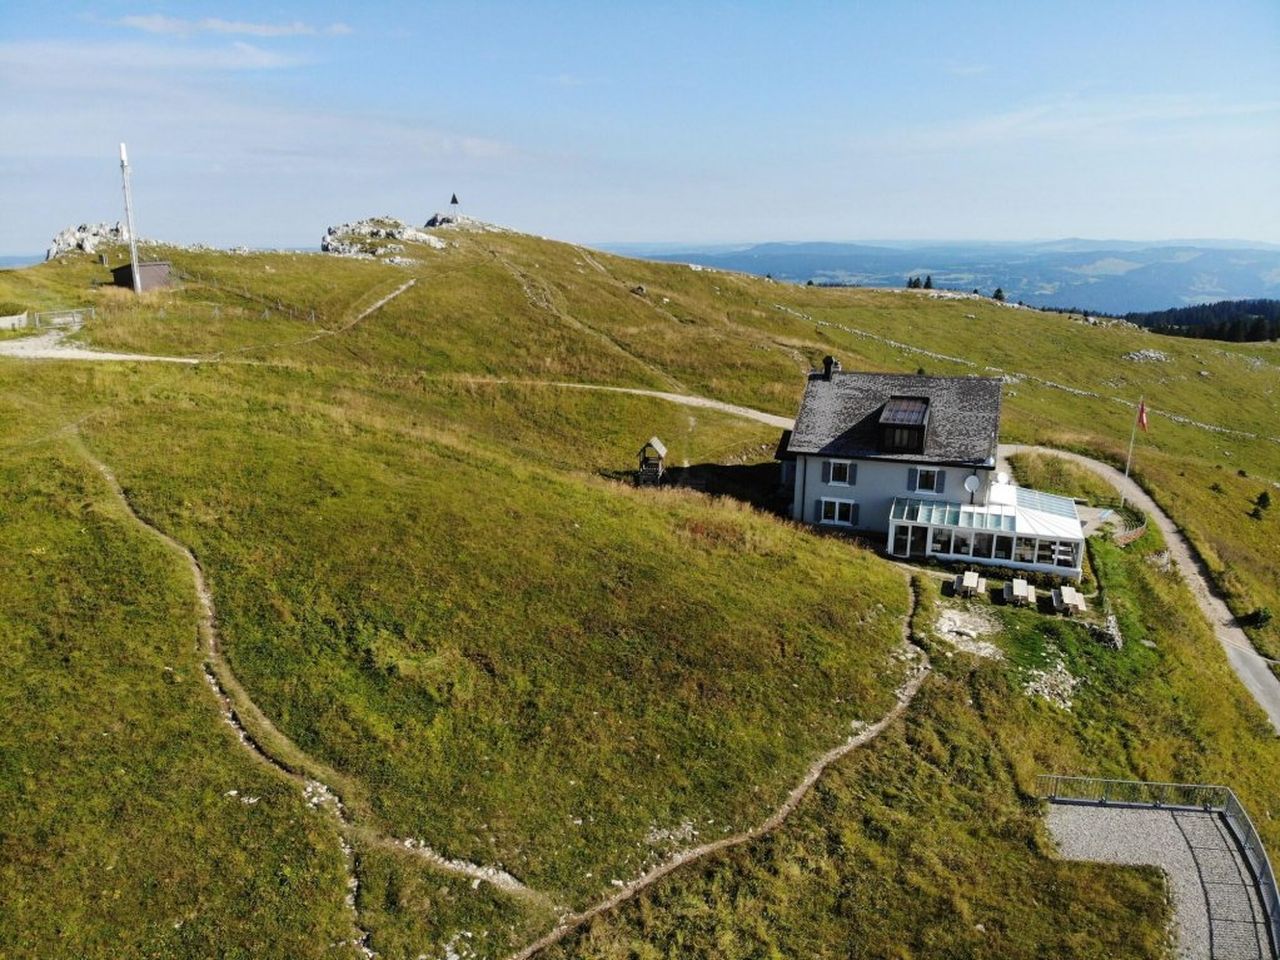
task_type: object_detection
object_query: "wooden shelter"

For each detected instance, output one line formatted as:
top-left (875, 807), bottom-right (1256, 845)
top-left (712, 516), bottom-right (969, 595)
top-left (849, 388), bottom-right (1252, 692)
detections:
top-left (636, 436), bottom-right (667, 486)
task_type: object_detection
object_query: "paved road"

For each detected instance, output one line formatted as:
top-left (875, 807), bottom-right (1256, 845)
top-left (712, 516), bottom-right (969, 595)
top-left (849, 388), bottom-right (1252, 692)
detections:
top-left (1047, 803), bottom-right (1274, 959)
top-left (1001, 444), bottom-right (1280, 734)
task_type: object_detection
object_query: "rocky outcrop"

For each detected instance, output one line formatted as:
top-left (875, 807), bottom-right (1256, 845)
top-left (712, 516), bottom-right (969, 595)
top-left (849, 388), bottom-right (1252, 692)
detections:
top-left (321, 217), bottom-right (446, 258)
top-left (424, 212), bottom-right (505, 233)
top-left (46, 222), bottom-right (134, 260)
top-left (1123, 348), bottom-right (1170, 363)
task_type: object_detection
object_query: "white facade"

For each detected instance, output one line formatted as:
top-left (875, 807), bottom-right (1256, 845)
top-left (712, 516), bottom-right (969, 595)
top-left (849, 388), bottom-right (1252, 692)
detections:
top-left (790, 454), bottom-right (995, 531)
top-left (788, 453), bottom-right (1084, 579)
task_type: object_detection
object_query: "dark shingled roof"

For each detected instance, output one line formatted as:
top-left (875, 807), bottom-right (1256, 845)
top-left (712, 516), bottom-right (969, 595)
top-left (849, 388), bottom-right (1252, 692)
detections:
top-left (785, 371), bottom-right (1002, 465)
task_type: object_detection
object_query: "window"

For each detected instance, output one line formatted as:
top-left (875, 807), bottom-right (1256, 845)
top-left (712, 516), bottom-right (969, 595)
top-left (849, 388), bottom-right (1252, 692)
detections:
top-left (828, 460), bottom-right (851, 485)
top-left (883, 426), bottom-right (924, 453)
top-left (951, 529), bottom-right (974, 555)
top-left (819, 498), bottom-right (857, 526)
top-left (973, 532), bottom-right (995, 558)
top-left (1015, 537), bottom-right (1037, 564)
top-left (916, 469), bottom-right (938, 492)
top-left (993, 535), bottom-right (1013, 561)
top-left (930, 527), bottom-right (952, 554)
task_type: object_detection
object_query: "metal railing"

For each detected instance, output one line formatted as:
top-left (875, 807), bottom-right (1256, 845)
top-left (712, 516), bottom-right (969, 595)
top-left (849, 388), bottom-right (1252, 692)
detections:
top-left (33, 307), bottom-right (94, 328)
top-left (1039, 774), bottom-right (1279, 954)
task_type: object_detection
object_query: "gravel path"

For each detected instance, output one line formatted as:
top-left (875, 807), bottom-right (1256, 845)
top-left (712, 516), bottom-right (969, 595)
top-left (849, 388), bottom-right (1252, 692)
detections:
top-left (1046, 804), bottom-right (1273, 959)
top-left (73, 434), bottom-right (541, 959)
top-left (1001, 444), bottom-right (1280, 734)
top-left (0, 328), bottom-right (199, 363)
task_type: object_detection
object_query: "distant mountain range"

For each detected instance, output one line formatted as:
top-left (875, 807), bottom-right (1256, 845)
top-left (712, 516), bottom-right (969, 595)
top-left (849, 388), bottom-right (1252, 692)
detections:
top-left (604, 239), bottom-right (1280, 314)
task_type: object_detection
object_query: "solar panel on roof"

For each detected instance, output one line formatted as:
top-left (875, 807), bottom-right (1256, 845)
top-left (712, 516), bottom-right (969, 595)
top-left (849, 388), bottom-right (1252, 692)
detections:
top-left (879, 396), bottom-right (929, 426)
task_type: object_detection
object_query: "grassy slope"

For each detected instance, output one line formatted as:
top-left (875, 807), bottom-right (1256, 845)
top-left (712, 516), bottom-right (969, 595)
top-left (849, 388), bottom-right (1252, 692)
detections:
top-left (1, 230), bottom-right (1278, 957)
top-left (0, 285), bottom-right (908, 955)
top-left (545, 524), bottom-right (1279, 959)
top-left (0, 439), bottom-right (355, 959)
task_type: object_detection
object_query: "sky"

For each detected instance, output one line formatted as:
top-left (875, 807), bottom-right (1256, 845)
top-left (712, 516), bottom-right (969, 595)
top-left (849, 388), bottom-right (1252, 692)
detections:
top-left (2, 1), bottom-right (1278, 254)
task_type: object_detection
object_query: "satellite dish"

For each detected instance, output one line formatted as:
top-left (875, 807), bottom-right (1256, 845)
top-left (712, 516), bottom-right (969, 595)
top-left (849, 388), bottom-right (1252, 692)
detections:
top-left (963, 475), bottom-right (981, 494)
top-left (996, 471), bottom-right (1009, 485)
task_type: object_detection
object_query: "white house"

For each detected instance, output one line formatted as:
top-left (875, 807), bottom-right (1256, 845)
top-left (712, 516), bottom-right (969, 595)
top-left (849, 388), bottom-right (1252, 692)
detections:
top-left (778, 360), bottom-right (1085, 578)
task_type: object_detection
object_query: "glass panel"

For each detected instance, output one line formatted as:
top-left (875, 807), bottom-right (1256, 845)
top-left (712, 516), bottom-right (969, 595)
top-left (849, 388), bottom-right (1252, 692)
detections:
top-left (947, 506), bottom-right (961, 525)
top-left (1015, 537), bottom-right (1037, 563)
top-left (1055, 542), bottom-right (1079, 567)
top-left (891, 499), bottom-right (905, 520)
top-left (960, 509), bottom-right (973, 528)
top-left (837, 501), bottom-right (852, 523)
top-left (973, 532), bottom-right (995, 558)
top-left (952, 529), bottom-right (974, 555)
top-left (904, 502), bottom-right (919, 522)
top-left (1036, 540), bottom-right (1057, 565)
top-left (892, 524), bottom-right (910, 557)
top-left (993, 535), bottom-right (1013, 560)
top-left (821, 500), bottom-right (837, 522)
top-left (930, 527), bottom-right (952, 554)
top-left (1002, 514), bottom-right (1016, 532)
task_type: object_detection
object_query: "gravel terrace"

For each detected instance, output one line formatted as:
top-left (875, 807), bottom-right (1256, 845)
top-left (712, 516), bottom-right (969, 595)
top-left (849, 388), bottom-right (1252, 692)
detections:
top-left (1046, 803), bottom-right (1275, 959)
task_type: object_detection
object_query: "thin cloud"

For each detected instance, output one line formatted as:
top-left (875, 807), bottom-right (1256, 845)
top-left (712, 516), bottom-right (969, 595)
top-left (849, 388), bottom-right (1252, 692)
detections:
top-left (118, 15), bottom-right (351, 38)
top-left (0, 39), bottom-right (306, 72)
top-left (878, 95), bottom-right (1280, 151)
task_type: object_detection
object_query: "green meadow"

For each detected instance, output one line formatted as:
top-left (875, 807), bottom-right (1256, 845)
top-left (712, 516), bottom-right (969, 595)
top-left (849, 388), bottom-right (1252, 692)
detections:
top-left (1, 228), bottom-right (1277, 957)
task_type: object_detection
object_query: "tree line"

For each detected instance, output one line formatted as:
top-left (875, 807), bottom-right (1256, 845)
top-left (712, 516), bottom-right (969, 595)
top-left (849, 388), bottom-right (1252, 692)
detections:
top-left (1124, 299), bottom-right (1280, 342)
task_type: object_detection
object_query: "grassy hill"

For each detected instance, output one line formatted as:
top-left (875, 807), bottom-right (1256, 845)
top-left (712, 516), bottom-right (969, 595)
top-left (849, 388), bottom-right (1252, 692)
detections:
top-left (1, 226), bottom-right (1278, 958)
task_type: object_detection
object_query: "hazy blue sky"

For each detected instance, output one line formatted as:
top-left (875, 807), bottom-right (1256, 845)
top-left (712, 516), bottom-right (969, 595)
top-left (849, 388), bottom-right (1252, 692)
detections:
top-left (2, 1), bottom-right (1278, 253)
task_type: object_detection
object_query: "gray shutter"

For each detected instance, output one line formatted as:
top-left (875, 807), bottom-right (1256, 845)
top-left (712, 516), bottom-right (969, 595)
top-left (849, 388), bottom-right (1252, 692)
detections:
top-left (849, 463), bottom-right (858, 485)
top-left (936, 470), bottom-right (946, 494)
top-left (821, 461), bottom-right (831, 484)
top-left (907, 467), bottom-right (918, 491)
top-left (814, 498), bottom-right (824, 523)
top-left (850, 503), bottom-right (860, 527)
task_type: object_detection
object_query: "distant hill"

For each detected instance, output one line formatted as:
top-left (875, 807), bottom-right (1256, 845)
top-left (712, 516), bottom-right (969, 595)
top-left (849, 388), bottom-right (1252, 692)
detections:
top-left (1125, 298), bottom-right (1280, 342)
top-left (622, 239), bottom-right (1280, 314)
top-left (0, 254), bottom-right (42, 270)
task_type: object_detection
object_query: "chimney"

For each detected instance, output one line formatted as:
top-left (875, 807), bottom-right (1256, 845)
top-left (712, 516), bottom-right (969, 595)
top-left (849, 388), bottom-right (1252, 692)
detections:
top-left (822, 355), bottom-right (840, 380)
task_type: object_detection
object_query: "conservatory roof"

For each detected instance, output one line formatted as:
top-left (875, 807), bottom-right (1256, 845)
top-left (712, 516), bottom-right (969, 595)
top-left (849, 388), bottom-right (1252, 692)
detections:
top-left (890, 484), bottom-right (1083, 542)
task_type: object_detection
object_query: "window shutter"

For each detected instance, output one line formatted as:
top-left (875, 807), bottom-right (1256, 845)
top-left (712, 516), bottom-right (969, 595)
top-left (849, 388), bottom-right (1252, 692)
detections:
top-left (815, 498), bottom-right (824, 522)
top-left (850, 503), bottom-right (860, 526)
top-left (821, 461), bottom-right (832, 484)
top-left (849, 463), bottom-right (858, 485)
top-left (936, 470), bottom-right (946, 494)
top-left (907, 467), bottom-right (918, 491)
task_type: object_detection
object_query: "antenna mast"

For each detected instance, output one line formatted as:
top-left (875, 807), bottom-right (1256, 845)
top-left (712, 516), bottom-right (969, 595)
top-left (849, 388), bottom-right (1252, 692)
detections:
top-left (119, 142), bottom-right (142, 294)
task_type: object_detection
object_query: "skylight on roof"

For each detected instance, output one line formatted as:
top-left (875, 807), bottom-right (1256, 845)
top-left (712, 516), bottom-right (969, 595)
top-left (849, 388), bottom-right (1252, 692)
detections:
top-left (880, 396), bottom-right (929, 426)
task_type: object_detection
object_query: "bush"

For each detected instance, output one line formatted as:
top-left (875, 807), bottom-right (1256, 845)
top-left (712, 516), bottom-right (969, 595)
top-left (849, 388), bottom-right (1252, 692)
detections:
top-left (1246, 607), bottom-right (1273, 628)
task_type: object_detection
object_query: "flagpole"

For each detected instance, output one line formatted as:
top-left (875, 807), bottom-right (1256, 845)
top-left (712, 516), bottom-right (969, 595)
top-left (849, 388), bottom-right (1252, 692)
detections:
top-left (1120, 395), bottom-right (1142, 510)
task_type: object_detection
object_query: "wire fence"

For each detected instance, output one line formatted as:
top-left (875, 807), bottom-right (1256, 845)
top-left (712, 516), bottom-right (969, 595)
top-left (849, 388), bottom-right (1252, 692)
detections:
top-left (173, 269), bottom-right (318, 324)
top-left (1038, 774), bottom-right (1279, 953)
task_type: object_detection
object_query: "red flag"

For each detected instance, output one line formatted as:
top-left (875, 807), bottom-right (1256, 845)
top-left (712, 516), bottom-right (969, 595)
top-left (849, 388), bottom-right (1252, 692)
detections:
top-left (1137, 399), bottom-right (1148, 432)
